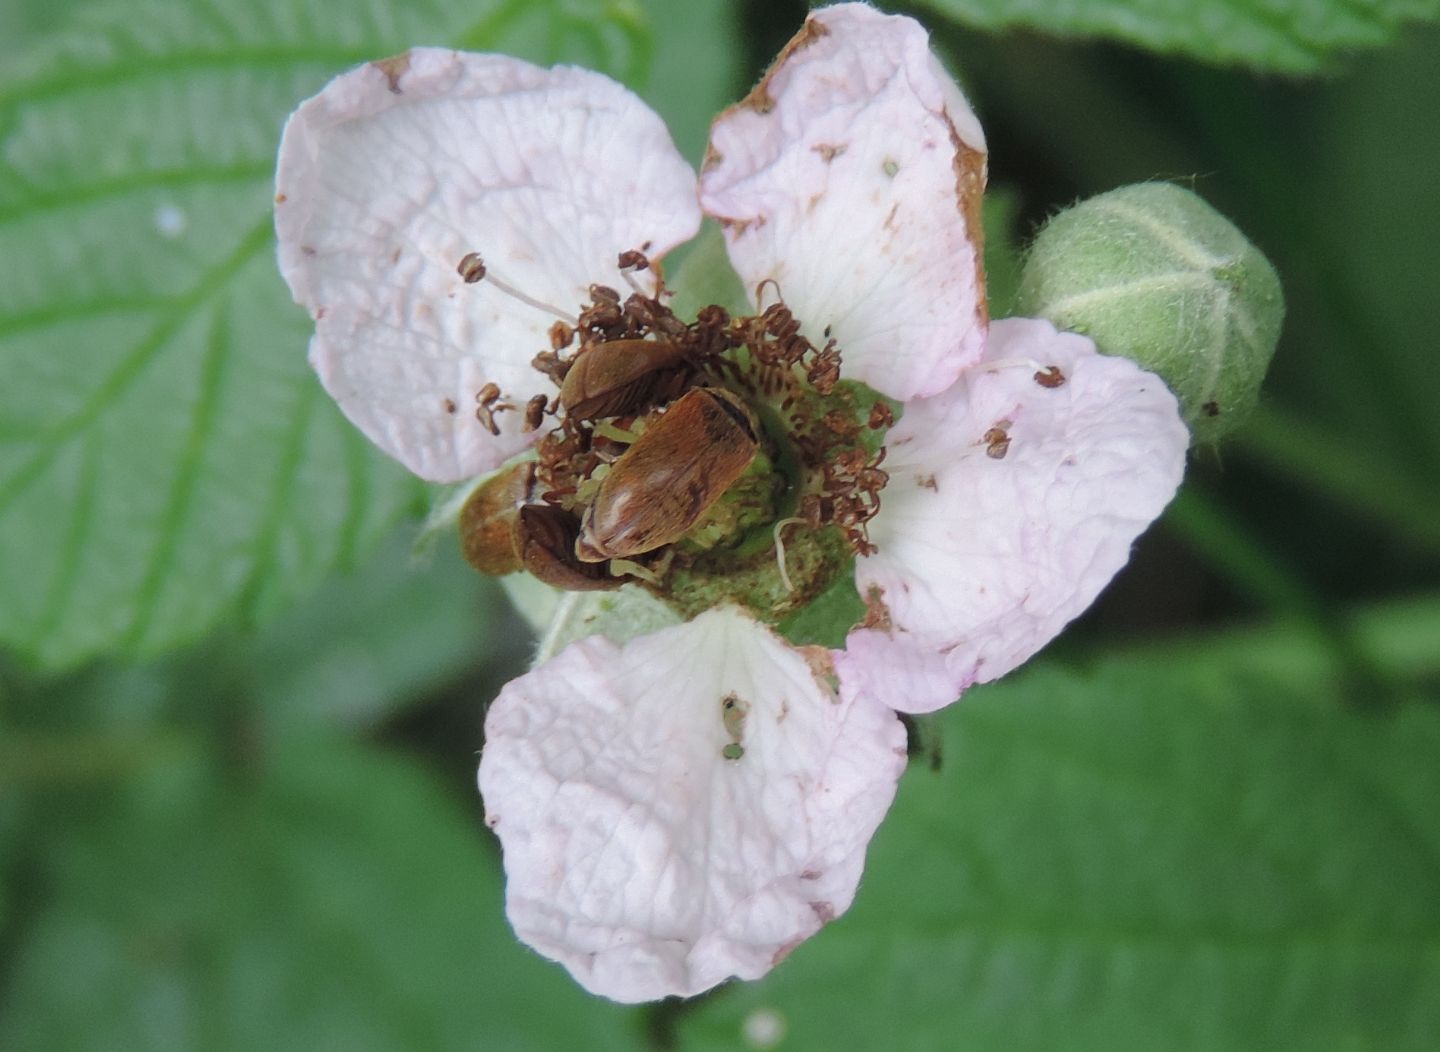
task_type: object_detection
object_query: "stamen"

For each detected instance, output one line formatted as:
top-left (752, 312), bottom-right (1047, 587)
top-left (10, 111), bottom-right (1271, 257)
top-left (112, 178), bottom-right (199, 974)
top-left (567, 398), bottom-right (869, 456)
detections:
top-left (455, 252), bottom-right (578, 324)
top-left (772, 516), bottom-right (806, 594)
top-left (980, 356), bottom-right (1068, 387)
top-left (755, 277), bottom-right (784, 311)
top-left (616, 249), bottom-right (651, 297)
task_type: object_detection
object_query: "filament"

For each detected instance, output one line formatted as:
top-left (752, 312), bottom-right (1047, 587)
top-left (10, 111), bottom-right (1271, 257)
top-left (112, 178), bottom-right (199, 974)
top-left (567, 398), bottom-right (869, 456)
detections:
top-left (456, 251), bottom-right (578, 324)
top-left (772, 516), bottom-right (806, 594)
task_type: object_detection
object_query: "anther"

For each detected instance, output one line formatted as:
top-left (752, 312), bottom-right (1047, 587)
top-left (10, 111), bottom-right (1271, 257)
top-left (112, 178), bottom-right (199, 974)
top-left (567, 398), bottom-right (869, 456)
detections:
top-left (457, 252), bottom-right (486, 283)
top-left (474, 381), bottom-right (513, 436)
top-left (522, 394), bottom-right (548, 432)
top-left (983, 424), bottom-right (1011, 459)
top-left (616, 250), bottom-right (653, 298)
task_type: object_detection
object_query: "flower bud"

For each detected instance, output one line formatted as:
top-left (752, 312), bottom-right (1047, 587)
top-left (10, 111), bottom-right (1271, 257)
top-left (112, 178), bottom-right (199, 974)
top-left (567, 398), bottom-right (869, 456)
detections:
top-left (1015, 182), bottom-right (1283, 444)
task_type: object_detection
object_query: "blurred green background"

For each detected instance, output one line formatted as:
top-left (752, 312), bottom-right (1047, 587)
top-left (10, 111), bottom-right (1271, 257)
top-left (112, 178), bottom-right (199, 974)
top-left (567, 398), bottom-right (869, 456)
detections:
top-left (2, 0), bottom-right (1438, 1047)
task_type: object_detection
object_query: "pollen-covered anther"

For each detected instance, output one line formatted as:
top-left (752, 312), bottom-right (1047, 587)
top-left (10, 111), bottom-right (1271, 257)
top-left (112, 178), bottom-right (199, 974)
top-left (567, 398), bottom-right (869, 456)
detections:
top-left (1034, 365), bottom-right (1066, 388)
top-left (456, 251), bottom-right (487, 283)
top-left (548, 321), bottom-right (576, 351)
top-left (616, 248), bottom-right (651, 272)
top-left (522, 394), bottom-right (549, 432)
top-left (824, 409), bottom-right (862, 438)
top-left (983, 423), bottom-right (1011, 459)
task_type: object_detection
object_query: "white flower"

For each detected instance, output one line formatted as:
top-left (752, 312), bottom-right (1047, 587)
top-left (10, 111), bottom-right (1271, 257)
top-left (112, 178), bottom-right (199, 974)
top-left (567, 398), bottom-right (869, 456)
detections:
top-left (275, 3), bottom-right (1187, 1004)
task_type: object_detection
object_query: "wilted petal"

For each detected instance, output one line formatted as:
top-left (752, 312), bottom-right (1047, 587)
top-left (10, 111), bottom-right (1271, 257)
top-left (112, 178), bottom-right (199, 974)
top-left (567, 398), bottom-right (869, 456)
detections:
top-left (699, 3), bottom-right (987, 401)
top-left (479, 606), bottom-right (906, 1003)
top-left (836, 318), bottom-right (1189, 713)
top-left (276, 48), bottom-right (701, 481)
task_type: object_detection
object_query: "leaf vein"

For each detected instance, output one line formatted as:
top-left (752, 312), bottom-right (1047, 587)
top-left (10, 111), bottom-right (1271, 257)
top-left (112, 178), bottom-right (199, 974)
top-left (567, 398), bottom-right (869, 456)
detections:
top-left (121, 295), bottom-right (236, 651)
top-left (0, 216), bottom-right (273, 515)
top-left (238, 377), bottom-right (323, 626)
top-left (0, 162), bottom-right (269, 227)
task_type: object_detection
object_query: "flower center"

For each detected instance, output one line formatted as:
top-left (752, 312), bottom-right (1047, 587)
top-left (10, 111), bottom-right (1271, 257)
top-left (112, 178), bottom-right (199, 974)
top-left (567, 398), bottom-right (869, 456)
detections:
top-left (457, 251), bottom-right (893, 624)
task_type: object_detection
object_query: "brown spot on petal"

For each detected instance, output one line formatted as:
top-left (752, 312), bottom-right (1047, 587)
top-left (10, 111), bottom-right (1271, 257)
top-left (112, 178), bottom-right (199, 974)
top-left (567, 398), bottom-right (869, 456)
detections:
top-left (721, 14), bottom-right (831, 117)
top-left (742, 89), bottom-right (775, 116)
top-left (718, 214), bottom-right (766, 238)
top-left (812, 142), bottom-right (847, 163)
top-left (809, 901), bottom-right (836, 924)
top-left (274, 192), bottom-right (287, 204)
top-left (372, 51), bottom-right (411, 94)
top-left (916, 473), bottom-right (938, 491)
top-left (798, 645), bottom-right (839, 698)
top-left (862, 585), bottom-right (892, 633)
top-left (800, 869), bottom-right (822, 881)
top-left (946, 115), bottom-right (988, 326)
top-left (772, 938), bottom-right (804, 966)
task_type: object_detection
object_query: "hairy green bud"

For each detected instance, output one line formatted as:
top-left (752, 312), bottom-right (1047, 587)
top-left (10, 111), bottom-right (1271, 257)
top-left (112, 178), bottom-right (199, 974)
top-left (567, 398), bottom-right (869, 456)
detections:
top-left (1016, 182), bottom-right (1284, 444)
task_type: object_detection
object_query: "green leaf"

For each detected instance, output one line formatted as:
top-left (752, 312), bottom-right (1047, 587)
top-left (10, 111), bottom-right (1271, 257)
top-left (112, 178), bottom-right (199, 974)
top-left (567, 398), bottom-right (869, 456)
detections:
top-left (1, 736), bottom-right (641, 1050)
top-left (244, 530), bottom-right (503, 735)
top-left (680, 658), bottom-right (1440, 1049)
top-left (0, 524), bottom-right (499, 745)
top-left (634, 0), bottom-right (741, 166)
top-left (667, 220), bottom-right (752, 319)
top-left (0, 0), bottom-right (650, 670)
top-left (910, 0), bottom-right (1440, 72)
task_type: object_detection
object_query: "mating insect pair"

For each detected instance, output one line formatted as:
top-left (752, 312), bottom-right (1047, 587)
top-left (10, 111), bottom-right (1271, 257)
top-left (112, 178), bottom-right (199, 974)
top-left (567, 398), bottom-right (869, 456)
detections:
top-left (454, 246), bottom-right (896, 606)
top-left (460, 306), bottom-right (767, 592)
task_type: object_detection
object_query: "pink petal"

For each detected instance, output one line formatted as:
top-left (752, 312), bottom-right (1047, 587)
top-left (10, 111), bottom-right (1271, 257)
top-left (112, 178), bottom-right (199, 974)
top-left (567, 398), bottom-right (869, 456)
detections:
top-left (698, 3), bottom-right (987, 401)
top-left (836, 318), bottom-right (1189, 713)
top-left (275, 49), bottom-right (701, 481)
top-left (479, 607), bottom-right (907, 1002)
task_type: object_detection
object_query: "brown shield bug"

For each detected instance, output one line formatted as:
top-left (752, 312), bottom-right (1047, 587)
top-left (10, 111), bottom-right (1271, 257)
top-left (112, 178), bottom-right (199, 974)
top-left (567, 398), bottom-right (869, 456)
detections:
top-left (459, 462), bottom-right (620, 591)
top-left (575, 387), bottom-right (760, 562)
top-left (458, 461), bottom-right (534, 576)
top-left (558, 338), bottom-right (695, 421)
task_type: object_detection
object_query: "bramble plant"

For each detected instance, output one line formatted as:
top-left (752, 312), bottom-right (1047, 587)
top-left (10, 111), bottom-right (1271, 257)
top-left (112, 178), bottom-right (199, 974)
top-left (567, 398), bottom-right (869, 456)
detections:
top-left (3, 0), bottom-right (1438, 1044)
